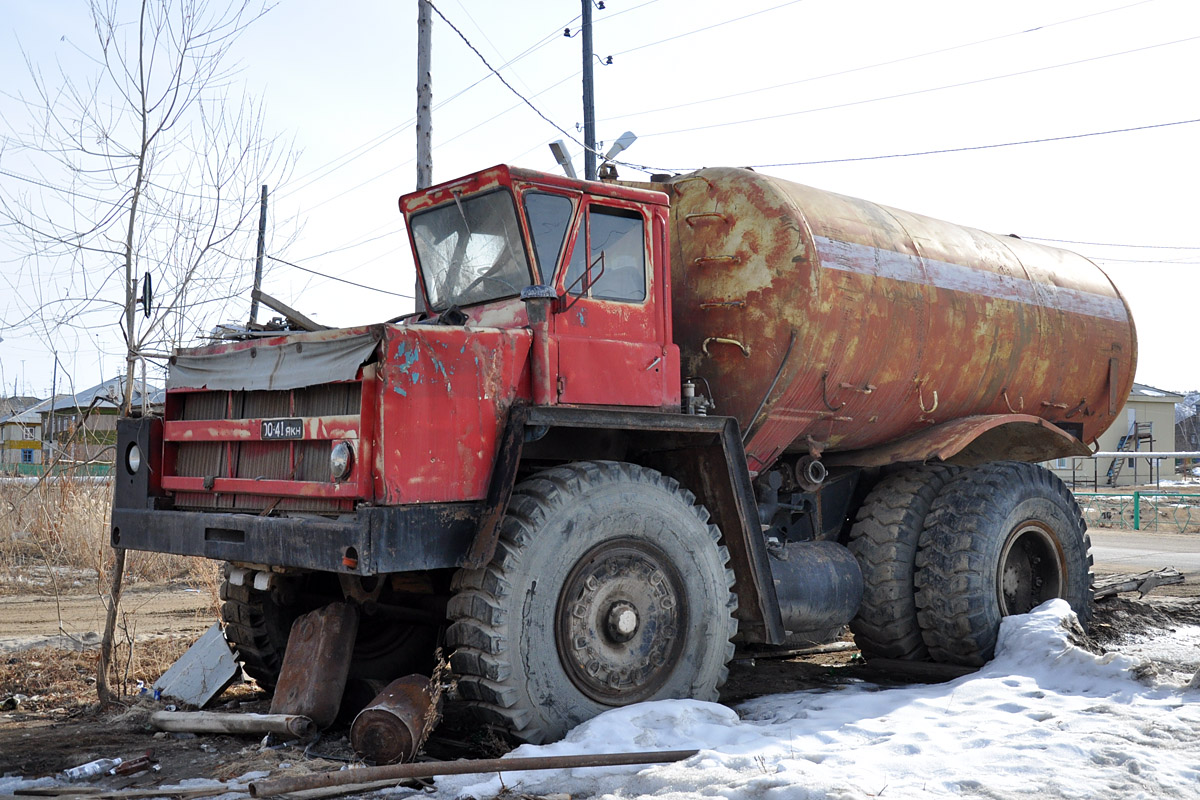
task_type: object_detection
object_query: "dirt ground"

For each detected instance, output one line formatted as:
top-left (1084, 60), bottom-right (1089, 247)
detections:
top-left (1, 566), bottom-right (1199, 792)
top-left (0, 583), bottom-right (214, 654)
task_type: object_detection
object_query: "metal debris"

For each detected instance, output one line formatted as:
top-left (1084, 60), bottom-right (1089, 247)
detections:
top-left (153, 624), bottom-right (240, 708)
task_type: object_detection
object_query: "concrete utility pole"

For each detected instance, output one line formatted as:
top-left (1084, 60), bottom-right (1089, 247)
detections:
top-left (582, 0), bottom-right (597, 181)
top-left (416, 0), bottom-right (433, 190)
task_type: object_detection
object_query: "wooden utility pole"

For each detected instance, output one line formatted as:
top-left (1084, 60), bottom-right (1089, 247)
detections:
top-left (582, 0), bottom-right (597, 181)
top-left (415, 0), bottom-right (433, 312)
top-left (416, 0), bottom-right (433, 190)
top-left (249, 185), bottom-right (268, 325)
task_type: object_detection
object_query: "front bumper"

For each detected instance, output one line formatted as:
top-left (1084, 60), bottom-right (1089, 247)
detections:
top-left (110, 503), bottom-right (479, 575)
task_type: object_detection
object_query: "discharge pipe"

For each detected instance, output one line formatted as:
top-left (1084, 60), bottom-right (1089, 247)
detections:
top-left (522, 285), bottom-right (558, 405)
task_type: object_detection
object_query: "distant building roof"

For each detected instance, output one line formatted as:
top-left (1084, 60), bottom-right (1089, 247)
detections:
top-left (0, 396), bottom-right (44, 425)
top-left (1130, 383), bottom-right (1183, 400)
top-left (0, 407), bottom-right (42, 425)
top-left (35, 378), bottom-right (164, 414)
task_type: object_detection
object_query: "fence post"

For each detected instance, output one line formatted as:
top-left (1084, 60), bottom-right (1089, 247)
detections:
top-left (1133, 491), bottom-right (1140, 531)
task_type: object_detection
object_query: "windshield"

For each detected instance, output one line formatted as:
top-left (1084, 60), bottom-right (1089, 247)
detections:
top-left (410, 189), bottom-right (533, 310)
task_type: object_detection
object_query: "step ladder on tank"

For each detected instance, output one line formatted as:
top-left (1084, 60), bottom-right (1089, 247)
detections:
top-left (1107, 421), bottom-right (1153, 486)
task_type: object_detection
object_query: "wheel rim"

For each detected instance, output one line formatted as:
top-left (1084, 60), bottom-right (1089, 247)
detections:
top-left (555, 538), bottom-right (688, 705)
top-left (996, 521), bottom-right (1066, 616)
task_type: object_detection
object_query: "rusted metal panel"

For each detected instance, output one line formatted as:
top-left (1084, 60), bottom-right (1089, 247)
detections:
top-left (463, 404), bottom-right (528, 570)
top-left (667, 168), bottom-right (1137, 475)
top-left (270, 603), bottom-right (360, 730)
top-left (399, 164), bottom-right (668, 217)
top-left (375, 325), bottom-right (532, 505)
top-left (553, 200), bottom-right (679, 409)
top-left (824, 413), bottom-right (1092, 468)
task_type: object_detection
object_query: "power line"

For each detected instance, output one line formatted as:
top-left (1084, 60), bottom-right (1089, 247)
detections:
top-left (744, 117), bottom-right (1200, 168)
top-left (627, 33), bottom-right (1200, 144)
top-left (428, 2), bottom-right (599, 160)
top-left (293, 226), bottom-right (406, 262)
top-left (1088, 256), bottom-right (1200, 264)
top-left (274, 11), bottom-right (580, 202)
top-left (266, 255), bottom-right (412, 298)
top-left (0, 165), bottom-right (253, 234)
top-left (610, 0), bottom-right (806, 57)
top-left (1027, 236), bottom-right (1200, 250)
top-left (599, 0), bottom-right (1160, 123)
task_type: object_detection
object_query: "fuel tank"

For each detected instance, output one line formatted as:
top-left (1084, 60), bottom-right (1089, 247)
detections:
top-left (664, 168), bottom-right (1137, 474)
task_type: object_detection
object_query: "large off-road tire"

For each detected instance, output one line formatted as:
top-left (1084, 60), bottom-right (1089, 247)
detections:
top-left (914, 461), bottom-right (1093, 666)
top-left (220, 576), bottom-right (291, 690)
top-left (446, 461), bottom-right (738, 744)
top-left (220, 569), bottom-right (437, 690)
top-left (847, 464), bottom-right (960, 660)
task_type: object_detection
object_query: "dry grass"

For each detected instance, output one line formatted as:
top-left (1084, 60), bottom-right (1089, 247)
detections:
top-left (0, 477), bottom-right (207, 592)
top-left (0, 638), bottom-right (193, 712)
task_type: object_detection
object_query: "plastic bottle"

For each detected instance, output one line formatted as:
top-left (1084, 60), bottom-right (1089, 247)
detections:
top-left (60, 757), bottom-right (123, 781)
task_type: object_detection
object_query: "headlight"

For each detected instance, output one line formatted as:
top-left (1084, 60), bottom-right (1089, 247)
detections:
top-left (126, 443), bottom-right (142, 474)
top-left (330, 441), bottom-right (353, 481)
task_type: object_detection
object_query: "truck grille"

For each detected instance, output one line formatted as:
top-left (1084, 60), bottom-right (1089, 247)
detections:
top-left (169, 383), bottom-right (363, 513)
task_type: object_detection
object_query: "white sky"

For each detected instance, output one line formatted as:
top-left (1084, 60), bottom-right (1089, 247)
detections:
top-left (1, 0), bottom-right (1198, 397)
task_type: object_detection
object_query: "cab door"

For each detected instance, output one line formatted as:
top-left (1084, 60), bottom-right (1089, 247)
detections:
top-left (553, 199), bottom-right (670, 408)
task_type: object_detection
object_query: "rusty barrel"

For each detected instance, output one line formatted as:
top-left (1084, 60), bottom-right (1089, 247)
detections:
top-left (665, 167), bottom-right (1137, 473)
top-left (350, 675), bottom-right (437, 764)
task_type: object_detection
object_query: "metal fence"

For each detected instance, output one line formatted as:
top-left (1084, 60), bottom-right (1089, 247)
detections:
top-left (1075, 492), bottom-right (1200, 534)
top-left (5, 462), bottom-right (113, 478)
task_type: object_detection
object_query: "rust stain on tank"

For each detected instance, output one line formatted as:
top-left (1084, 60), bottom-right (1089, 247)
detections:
top-left (668, 167), bottom-right (1136, 473)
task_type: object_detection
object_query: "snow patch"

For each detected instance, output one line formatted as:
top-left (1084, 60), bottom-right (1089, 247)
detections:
top-left (433, 601), bottom-right (1200, 800)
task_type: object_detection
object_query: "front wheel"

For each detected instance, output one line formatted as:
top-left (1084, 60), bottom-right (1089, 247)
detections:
top-left (914, 461), bottom-right (1092, 666)
top-left (446, 461), bottom-right (738, 744)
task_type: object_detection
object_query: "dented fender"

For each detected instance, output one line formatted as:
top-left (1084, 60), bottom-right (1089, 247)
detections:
top-left (823, 413), bottom-right (1091, 468)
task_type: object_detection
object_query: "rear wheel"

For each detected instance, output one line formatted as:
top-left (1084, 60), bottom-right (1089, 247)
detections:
top-left (220, 576), bottom-right (291, 690)
top-left (446, 461), bottom-right (738, 744)
top-left (847, 464), bottom-right (960, 660)
top-left (914, 461), bottom-right (1092, 666)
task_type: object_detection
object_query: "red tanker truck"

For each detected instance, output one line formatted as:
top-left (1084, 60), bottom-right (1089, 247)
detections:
top-left (112, 164), bottom-right (1136, 744)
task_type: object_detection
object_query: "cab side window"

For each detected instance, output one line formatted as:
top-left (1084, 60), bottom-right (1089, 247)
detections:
top-left (524, 192), bottom-right (574, 283)
top-left (565, 205), bottom-right (646, 303)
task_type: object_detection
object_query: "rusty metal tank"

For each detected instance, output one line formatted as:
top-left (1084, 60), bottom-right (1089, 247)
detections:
top-left (664, 167), bottom-right (1137, 475)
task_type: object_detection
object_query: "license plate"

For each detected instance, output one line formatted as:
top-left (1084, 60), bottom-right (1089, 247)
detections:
top-left (261, 418), bottom-right (304, 440)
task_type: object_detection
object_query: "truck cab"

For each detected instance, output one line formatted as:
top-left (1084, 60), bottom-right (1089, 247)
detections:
top-left (402, 165), bottom-right (679, 409)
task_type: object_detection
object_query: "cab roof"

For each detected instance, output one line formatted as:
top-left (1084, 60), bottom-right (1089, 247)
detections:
top-left (399, 164), bottom-right (669, 215)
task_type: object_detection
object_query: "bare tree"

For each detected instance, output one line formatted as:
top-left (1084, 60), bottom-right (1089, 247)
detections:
top-left (0, 0), bottom-right (295, 412)
top-left (0, 0), bottom-right (296, 704)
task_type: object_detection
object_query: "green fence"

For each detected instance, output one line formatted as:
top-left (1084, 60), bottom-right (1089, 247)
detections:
top-left (1075, 492), bottom-right (1200, 533)
top-left (9, 462), bottom-right (113, 478)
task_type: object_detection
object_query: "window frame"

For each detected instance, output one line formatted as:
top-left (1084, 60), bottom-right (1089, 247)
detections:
top-left (561, 201), bottom-right (649, 305)
top-left (409, 187), bottom-right (537, 311)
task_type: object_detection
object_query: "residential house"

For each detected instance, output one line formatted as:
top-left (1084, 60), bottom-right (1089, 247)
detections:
top-left (1048, 383), bottom-right (1183, 487)
top-left (0, 397), bottom-right (44, 472)
top-left (37, 378), bottom-right (164, 473)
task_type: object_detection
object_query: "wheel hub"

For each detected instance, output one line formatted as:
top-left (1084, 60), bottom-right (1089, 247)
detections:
top-left (997, 521), bottom-right (1066, 616)
top-left (556, 539), bottom-right (688, 705)
top-left (605, 601), bottom-right (640, 643)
